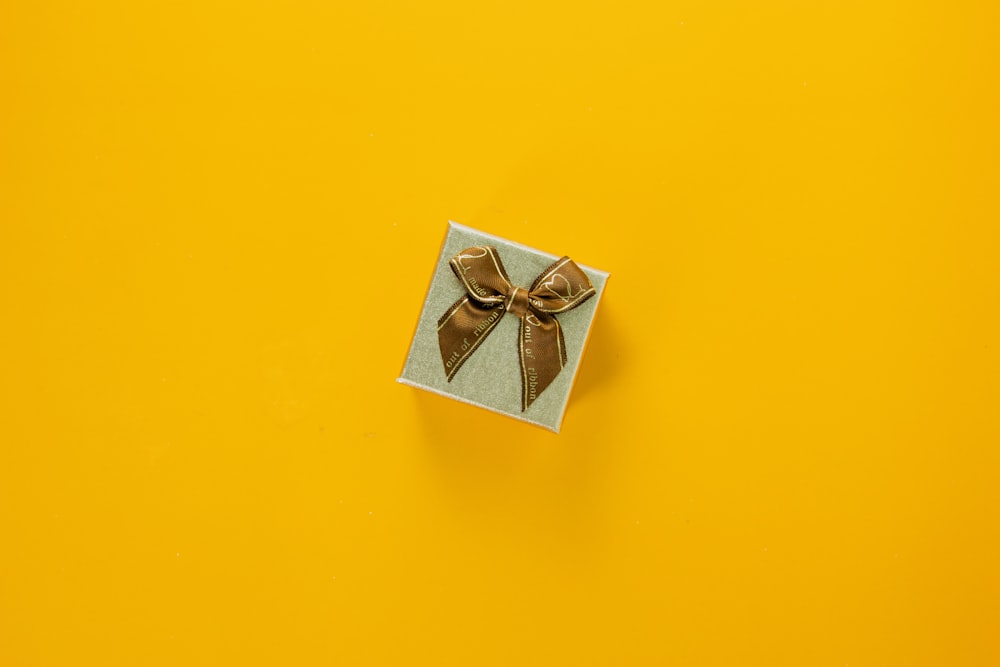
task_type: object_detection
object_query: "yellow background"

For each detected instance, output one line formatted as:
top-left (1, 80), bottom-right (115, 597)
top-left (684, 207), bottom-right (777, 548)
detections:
top-left (2, 1), bottom-right (998, 664)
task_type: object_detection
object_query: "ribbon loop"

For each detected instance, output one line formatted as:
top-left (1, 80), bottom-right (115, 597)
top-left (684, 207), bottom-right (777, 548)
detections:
top-left (528, 256), bottom-right (597, 313)
top-left (437, 246), bottom-right (595, 411)
top-left (447, 246), bottom-right (511, 306)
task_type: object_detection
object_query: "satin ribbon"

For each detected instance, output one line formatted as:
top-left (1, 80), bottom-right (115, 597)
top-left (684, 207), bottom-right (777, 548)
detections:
top-left (437, 246), bottom-right (596, 411)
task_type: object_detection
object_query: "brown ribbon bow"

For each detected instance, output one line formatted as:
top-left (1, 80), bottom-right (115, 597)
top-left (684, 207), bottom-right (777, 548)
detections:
top-left (438, 246), bottom-right (596, 411)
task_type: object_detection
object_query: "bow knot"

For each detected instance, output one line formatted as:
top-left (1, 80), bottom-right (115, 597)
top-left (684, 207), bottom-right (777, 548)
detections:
top-left (505, 287), bottom-right (532, 318)
top-left (437, 246), bottom-right (596, 411)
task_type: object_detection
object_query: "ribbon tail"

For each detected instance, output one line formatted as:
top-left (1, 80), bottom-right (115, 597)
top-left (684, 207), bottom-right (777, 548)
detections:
top-left (518, 312), bottom-right (565, 411)
top-left (437, 296), bottom-right (505, 382)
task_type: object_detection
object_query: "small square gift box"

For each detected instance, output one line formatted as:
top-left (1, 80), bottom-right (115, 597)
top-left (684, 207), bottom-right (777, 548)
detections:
top-left (398, 222), bottom-right (609, 432)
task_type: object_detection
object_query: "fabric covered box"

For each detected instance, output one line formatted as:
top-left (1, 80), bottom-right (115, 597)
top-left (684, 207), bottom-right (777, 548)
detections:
top-left (398, 222), bottom-right (610, 432)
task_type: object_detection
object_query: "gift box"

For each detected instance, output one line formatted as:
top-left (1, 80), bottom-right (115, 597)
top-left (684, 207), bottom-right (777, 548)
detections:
top-left (398, 222), bottom-right (610, 432)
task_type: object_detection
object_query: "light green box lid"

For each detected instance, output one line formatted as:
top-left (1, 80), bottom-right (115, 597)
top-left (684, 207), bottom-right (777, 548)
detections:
top-left (398, 222), bottom-right (610, 433)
